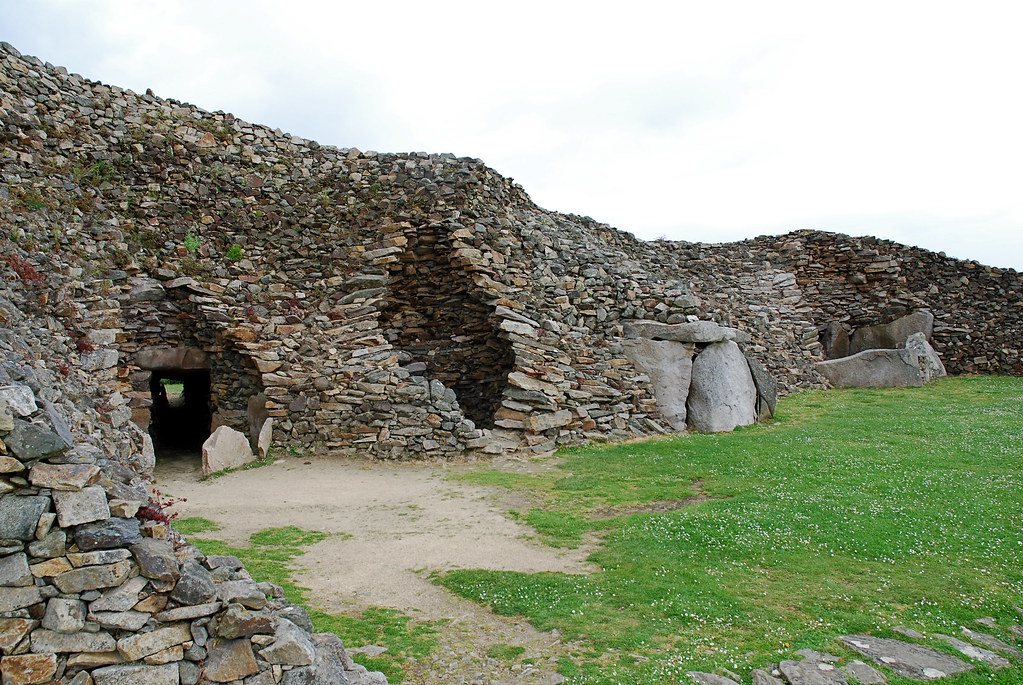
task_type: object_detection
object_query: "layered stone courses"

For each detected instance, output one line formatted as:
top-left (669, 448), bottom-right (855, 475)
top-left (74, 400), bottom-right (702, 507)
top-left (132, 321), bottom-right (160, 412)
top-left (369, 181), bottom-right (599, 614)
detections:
top-left (1, 39), bottom-right (1021, 465)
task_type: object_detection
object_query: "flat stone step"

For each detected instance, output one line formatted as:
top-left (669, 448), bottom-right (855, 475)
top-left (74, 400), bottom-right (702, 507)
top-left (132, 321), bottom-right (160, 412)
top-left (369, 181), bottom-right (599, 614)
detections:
top-left (838, 635), bottom-right (973, 680)
top-left (934, 634), bottom-right (1012, 669)
top-left (959, 627), bottom-right (1022, 660)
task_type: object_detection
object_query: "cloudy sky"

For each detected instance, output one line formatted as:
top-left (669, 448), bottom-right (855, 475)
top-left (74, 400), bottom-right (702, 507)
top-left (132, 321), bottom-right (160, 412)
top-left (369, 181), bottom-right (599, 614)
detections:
top-left (5, 1), bottom-right (1022, 269)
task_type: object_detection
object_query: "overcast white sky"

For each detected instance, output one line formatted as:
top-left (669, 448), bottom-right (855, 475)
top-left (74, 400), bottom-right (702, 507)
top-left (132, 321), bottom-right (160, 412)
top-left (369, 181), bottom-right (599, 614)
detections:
top-left (4, 1), bottom-right (1022, 269)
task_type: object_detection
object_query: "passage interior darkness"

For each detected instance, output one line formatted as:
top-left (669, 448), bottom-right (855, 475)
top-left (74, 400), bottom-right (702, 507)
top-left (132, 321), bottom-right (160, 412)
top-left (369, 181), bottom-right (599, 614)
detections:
top-left (148, 370), bottom-right (212, 455)
top-left (379, 224), bottom-right (514, 428)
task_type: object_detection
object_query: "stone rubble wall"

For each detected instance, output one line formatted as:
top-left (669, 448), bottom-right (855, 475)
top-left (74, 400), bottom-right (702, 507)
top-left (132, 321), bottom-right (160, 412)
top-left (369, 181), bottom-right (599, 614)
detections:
top-left (0, 279), bottom-right (381, 683)
top-left (2, 42), bottom-right (1021, 462)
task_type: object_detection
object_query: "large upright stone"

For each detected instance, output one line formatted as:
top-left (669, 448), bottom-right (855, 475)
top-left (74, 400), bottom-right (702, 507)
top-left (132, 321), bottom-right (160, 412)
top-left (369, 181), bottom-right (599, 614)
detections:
top-left (745, 356), bottom-right (778, 421)
top-left (905, 333), bottom-right (946, 382)
top-left (849, 310), bottom-right (934, 354)
top-left (201, 426), bottom-right (255, 476)
top-left (622, 338), bottom-right (695, 430)
top-left (686, 341), bottom-right (757, 432)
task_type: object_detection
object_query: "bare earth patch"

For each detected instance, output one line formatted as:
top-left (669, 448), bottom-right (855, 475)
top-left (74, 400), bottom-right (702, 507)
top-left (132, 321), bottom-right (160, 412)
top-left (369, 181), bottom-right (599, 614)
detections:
top-left (156, 454), bottom-right (593, 684)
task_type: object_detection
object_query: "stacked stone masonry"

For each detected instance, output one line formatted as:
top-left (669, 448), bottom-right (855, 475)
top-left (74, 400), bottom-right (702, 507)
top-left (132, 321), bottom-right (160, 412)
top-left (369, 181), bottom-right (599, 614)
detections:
top-left (1, 41), bottom-right (1021, 464)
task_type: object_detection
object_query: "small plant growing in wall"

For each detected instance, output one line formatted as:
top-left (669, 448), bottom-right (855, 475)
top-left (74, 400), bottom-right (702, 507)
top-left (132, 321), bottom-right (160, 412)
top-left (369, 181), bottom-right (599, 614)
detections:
top-left (226, 244), bottom-right (243, 261)
top-left (184, 230), bottom-right (201, 253)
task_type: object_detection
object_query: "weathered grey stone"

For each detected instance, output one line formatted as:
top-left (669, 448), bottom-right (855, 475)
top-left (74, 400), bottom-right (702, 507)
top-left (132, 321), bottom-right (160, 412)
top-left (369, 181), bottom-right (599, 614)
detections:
top-left (91, 663), bottom-right (180, 685)
top-left (0, 401), bottom-right (12, 433)
top-left (131, 538), bottom-right (180, 582)
top-left (28, 463), bottom-right (100, 491)
top-left (905, 333), bottom-right (947, 382)
top-left (89, 575), bottom-right (147, 612)
top-left (779, 659), bottom-right (848, 684)
top-left (206, 554), bottom-right (244, 570)
top-left (0, 495), bottom-right (48, 541)
top-left (746, 356), bottom-right (778, 421)
top-left (960, 626), bottom-right (1022, 659)
top-left (79, 349), bottom-right (119, 371)
top-left (5, 420), bottom-right (69, 461)
top-left (116, 622), bottom-right (192, 661)
top-left (0, 585), bottom-right (41, 613)
top-left (750, 670), bottom-right (784, 685)
top-left (934, 633), bottom-right (1011, 668)
top-left (816, 349), bottom-right (925, 388)
top-left (203, 637), bottom-right (260, 682)
top-left (0, 617), bottom-right (36, 654)
top-left (30, 628), bottom-right (115, 653)
top-left (0, 552), bottom-right (31, 586)
top-left (67, 548), bottom-right (131, 567)
top-left (687, 341), bottom-right (757, 432)
top-left (215, 603), bottom-right (274, 639)
top-left (73, 517), bottom-right (142, 551)
top-left (0, 386), bottom-right (36, 417)
top-left (257, 417), bottom-right (274, 459)
top-left (841, 659), bottom-right (887, 684)
top-left (52, 559), bottom-right (133, 593)
top-left (0, 456), bottom-right (23, 474)
top-left (40, 399), bottom-right (74, 450)
top-left (41, 597), bottom-right (86, 633)
top-left (170, 559), bottom-right (216, 605)
top-left (135, 347), bottom-right (209, 371)
top-left (0, 652), bottom-right (57, 684)
top-left (624, 320), bottom-right (750, 344)
top-left (820, 322), bottom-right (851, 360)
top-left (127, 277), bottom-right (166, 303)
top-left (259, 618), bottom-right (316, 665)
top-left (276, 605), bottom-right (314, 632)
top-left (281, 633), bottom-right (351, 685)
top-left (53, 485), bottom-right (110, 527)
top-left (201, 425), bottom-right (255, 476)
top-left (622, 339), bottom-right (694, 430)
top-left (839, 634), bottom-right (973, 679)
top-left (88, 609), bottom-right (149, 631)
top-left (892, 625), bottom-right (925, 639)
top-left (217, 579), bottom-right (267, 609)
top-left (152, 601), bottom-right (220, 622)
top-left (686, 673), bottom-right (740, 685)
top-left (850, 310), bottom-right (934, 354)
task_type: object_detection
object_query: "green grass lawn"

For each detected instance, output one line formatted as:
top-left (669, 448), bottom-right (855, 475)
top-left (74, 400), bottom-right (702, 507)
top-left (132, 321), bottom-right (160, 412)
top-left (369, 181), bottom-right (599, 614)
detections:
top-left (440, 377), bottom-right (1023, 683)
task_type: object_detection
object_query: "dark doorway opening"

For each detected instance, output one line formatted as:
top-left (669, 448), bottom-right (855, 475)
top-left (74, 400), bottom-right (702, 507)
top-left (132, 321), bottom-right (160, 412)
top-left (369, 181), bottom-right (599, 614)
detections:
top-left (149, 370), bottom-right (212, 455)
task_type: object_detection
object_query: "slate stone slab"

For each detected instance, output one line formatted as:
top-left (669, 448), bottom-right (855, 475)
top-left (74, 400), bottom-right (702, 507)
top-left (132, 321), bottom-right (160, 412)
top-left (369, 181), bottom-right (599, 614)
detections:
top-left (779, 659), bottom-right (848, 684)
top-left (203, 637), bottom-right (260, 681)
top-left (960, 626), bottom-right (1022, 659)
top-left (5, 419), bottom-right (69, 460)
top-left (90, 663), bottom-right (180, 685)
top-left (73, 517), bottom-right (142, 551)
top-left (131, 538), bottom-right (180, 582)
top-left (170, 560), bottom-right (216, 605)
top-left (934, 633), bottom-right (1011, 669)
top-left (0, 495), bottom-right (48, 541)
top-left (842, 660), bottom-right (887, 684)
top-left (0, 585), bottom-right (42, 613)
top-left (751, 669), bottom-right (784, 685)
top-left (839, 634), bottom-right (973, 679)
top-left (53, 485), bottom-right (110, 527)
top-left (816, 349), bottom-right (924, 388)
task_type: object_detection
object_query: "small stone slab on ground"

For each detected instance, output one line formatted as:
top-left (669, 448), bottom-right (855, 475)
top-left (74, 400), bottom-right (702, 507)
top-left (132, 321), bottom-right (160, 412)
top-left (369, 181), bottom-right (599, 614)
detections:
top-left (779, 659), bottom-right (848, 684)
top-left (839, 635), bottom-right (973, 680)
top-left (959, 626), bottom-right (1022, 659)
top-left (934, 633), bottom-right (1011, 669)
top-left (686, 672), bottom-right (740, 685)
top-left (842, 660), bottom-right (887, 684)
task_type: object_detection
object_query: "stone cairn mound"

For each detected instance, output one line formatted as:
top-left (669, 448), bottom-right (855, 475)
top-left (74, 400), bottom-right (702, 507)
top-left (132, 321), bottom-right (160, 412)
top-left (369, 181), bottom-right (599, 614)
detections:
top-left (686, 615), bottom-right (1023, 684)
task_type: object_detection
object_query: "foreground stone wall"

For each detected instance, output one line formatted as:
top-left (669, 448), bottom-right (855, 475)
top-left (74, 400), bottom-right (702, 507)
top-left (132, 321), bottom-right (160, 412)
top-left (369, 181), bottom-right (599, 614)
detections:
top-left (2, 42), bottom-right (1021, 462)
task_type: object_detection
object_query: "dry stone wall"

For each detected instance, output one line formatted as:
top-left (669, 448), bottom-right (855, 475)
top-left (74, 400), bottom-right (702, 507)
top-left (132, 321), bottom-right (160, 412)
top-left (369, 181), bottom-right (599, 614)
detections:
top-left (2, 42), bottom-right (1021, 463)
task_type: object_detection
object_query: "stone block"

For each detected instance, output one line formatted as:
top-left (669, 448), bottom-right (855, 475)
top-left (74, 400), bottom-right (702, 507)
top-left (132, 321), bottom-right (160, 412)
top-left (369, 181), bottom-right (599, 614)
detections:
top-left (4, 421), bottom-right (68, 461)
top-left (0, 386), bottom-right (36, 417)
top-left (849, 310), bottom-right (934, 354)
top-left (816, 349), bottom-right (925, 387)
top-left (53, 486), bottom-right (110, 527)
top-left (28, 463), bottom-right (101, 490)
top-left (201, 426), bottom-right (255, 476)
top-left (203, 638), bottom-right (260, 682)
top-left (73, 517), bottom-right (142, 551)
top-left (30, 628), bottom-right (115, 653)
top-left (52, 559), bottom-right (133, 593)
top-left (687, 341), bottom-right (757, 432)
top-left (0, 495), bottom-right (48, 541)
top-left (91, 663), bottom-right (180, 685)
top-left (622, 338), bottom-right (694, 430)
top-left (0, 652), bottom-right (57, 684)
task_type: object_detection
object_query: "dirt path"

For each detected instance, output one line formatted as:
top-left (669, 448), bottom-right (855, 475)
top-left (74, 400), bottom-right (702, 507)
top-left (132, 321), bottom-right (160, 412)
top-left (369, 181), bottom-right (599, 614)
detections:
top-left (155, 454), bottom-right (592, 684)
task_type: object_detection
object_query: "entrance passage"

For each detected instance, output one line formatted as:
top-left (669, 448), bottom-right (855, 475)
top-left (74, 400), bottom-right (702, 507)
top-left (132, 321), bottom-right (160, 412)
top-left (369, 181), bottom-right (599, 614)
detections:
top-left (379, 223), bottom-right (514, 429)
top-left (136, 346), bottom-right (214, 460)
top-left (149, 370), bottom-right (212, 453)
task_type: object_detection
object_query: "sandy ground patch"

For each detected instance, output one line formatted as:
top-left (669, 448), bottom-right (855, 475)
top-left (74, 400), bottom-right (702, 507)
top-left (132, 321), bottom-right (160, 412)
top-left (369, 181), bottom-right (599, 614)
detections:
top-left (154, 453), bottom-right (592, 684)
